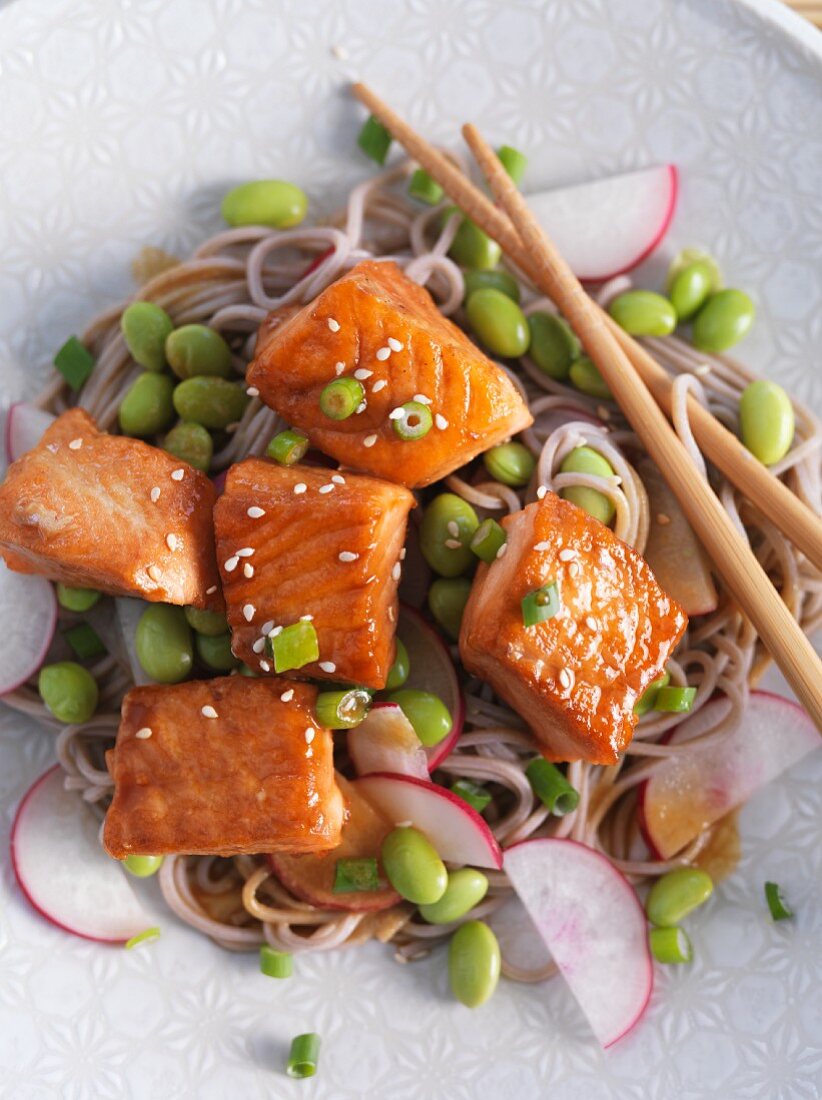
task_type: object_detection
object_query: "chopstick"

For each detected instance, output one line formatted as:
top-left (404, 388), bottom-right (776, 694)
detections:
top-left (351, 82), bottom-right (822, 577)
top-left (349, 83), bottom-right (822, 733)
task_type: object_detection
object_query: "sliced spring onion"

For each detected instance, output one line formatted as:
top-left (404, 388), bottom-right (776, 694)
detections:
top-left (392, 401), bottom-right (433, 441)
top-left (470, 517), bottom-right (507, 563)
top-left (649, 925), bottom-right (693, 965)
top-left (315, 687), bottom-right (371, 729)
top-left (125, 926), bottom-right (161, 950)
top-left (63, 622), bottom-right (106, 661)
top-left (408, 167), bottom-right (444, 205)
top-left (357, 114), bottom-right (392, 165)
top-left (451, 778), bottom-right (492, 814)
top-left (54, 336), bottom-right (95, 391)
top-left (497, 144), bottom-right (528, 185)
top-left (525, 758), bottom-right (580, 815)
top-left (333, 856), bottom-right (380, 894)
top-left (266, 428), bottom-right (309, 465)
top-left (653, 685), bottom-right (697, 714)
top-left (320, 377), bottom-right (365, 420)
top-left (521, 581), bottom-right (560, 628)
top-left (259, 945), bottom-right (293, 978)
top-left (634, 671), bottom-right (671, 716)
top-left (267, 621), bottom-right (319, 673)
top-left (287, 1033), bottom-right (321, 1079)
top-left (765, 881), bottom-right (793, 921)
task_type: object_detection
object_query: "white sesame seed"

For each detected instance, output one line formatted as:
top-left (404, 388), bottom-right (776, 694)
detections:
top-left (150, 487), bottom-right (160, 503)
top-left (305, 728), bottom-right (316, 744)
top-left (171, 468), bottom-right (184, 481)
top-left (243, 563), bottom-right (254, 578)
top-left (371, 379), bottom-right (387, 393)
top-left (269, 625), bottom-right (284, 638)
top-left (224, 556), bottom-right (239, 572)
top-left (534, 541), bottom-right (551, 551)
top-left (413, 394), bottom-right (431, 405)
top-left (536, 486), bottom-right (548, 500)
top-left (399, 547), bottom-right (406, 560)
top-left (363, 434), bottom-right (378, 447)
top-left (319, 483), bottom-right (335, 494)
top-left (148, 565), bottom-right (161, 582)
top-left (166, 533), bottom-right (179, 551)
top-left (447, 521), bottom-right (460, 538)
top-left (335, 361), bottom-right (345, 376)
top-left (444, 538), bottom-right (462, 550)
top-left (396, 820), bottom-right (412, 828)
top-left (330, 42), bottom-right (349, 60)
top-left (496, 542), bottom-right (509, 559)
top-left (259, 660), bottom-right (271, 672)
top-left (135, 727), bottom-right (153, 740)
top-left (261, 620), bottom-right (275, 635)
top-left (435, 413), bottom-right (449, 430)
top-left (388, 606), bottom-right (395, 622)
top-left (331, 474), bottom-right (346, 484)
top-left (388, 407), bottom-right (404, 420)
top-left (281, 689), bottom-right (295, 702)
top-left (376, 346), bottom-right (391, 361)
top-left (339, 551), bottom-right (359, 562)
top-left (252, 637), bottom-right (266, 654)
top-left (246, 385), bottom-right (260, 397)
top-left (559, 668), bottom-right (573, 690)
top-left (319, 661), bottom-right (336, 673)
top-left (586, 616), bottom-right (598, 631)
top-left (300, 614), bottom-right (314, 622)
top-left (327, 318), bottom-right (340, 332)
top-left (559, 549), bottom-right (576, 562)
top-left (294, 483), bottom-right (307, 495)
top-left (243, 604), bottom-right (255, 622)
top-left (694, 364), bottom-right (711, 377)
top-left (387, 337), bottom-right (403, 352)
top-left (657, 513), bottom-right (671, 526)
top-left (392, 562), bottom-right (402, 581)
top-left (247, 506), bottom-right (265, 519)
top-left (354, 368), bottom-right (373, 380)
top-left (201, 705), bottom-right (218, 719)
top-left (236, 547), bottom-right (254, 558)
top-left (569, 562), bottom-right (581, 577)
top-left (355, 401), bottom-right (367, 414)
top-left (206, 585), bottom-right (218, 595)
top-left (68, 437), bottom-right (83, 450)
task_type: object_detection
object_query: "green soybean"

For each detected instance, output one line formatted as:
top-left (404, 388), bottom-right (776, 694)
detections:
top-left (738, 380), bottom-right (795, 465)
top-left (386, 689), bottom-right (452, 748)
top-left (221, 180), bottom-right (308, 229)
top-left (121, 302), bottom-right (174, 371)
top-left (381, 826), bottom-right (447, 905)
top-left (195, 631), bottom-right (240, 672)
top-left (692, 289), bottom-right (755, 353)
top-left (608, 291), bottom-right (677, 337)
top-left (463, 269), bottom-right (520, 304)
top-left (448, 920), bottom-right (501, 1007)
top-left (668, 261), bottom-right (714, 322)
top-left (449, 218), bottom-right (501, 270)
top-left (135, 604), bottom-right (193, 683)
top-left (385, 638), bottom-right (410, 691)
top-left (184, 606), bottom-right (229, 636)
top-left (119, 372), bottom-right (175, 437)
top-left (172, 377), bottom-right (249, 430)
top-left (163, 421), bottom-right (213, 472)
top-left (466, 288), bottom-right (530, 358)
top-left (568, 356), bottom-right (611, 400)
top-left (165, 325), bottom-right (233, 380)
top-left (646, 867), bottom-right (713, 927)
top-left (38, 661), bottom-right (99, 724)
top-left (56, 584), bottom-right (101, 613)
top-left (559, 446), bottom-right (616, 525)
top-left (124, 855), bottom-right (164, 878)
top-left (428, 577), bottom-right (472, 640)
top-left (420, 493), bottom-right (479, 577)
top-left (419, 869), bottom-right (489, 925)
top-left (483, 441), bottom-right (535, 488)
top-left (527, 312), bottom-right (581, 380)
top-left (666, 248), bottom-right (722, 295)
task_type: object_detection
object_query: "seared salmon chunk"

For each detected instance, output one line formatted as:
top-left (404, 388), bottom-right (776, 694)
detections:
top-left (103, 676), bottom-right (344, 858)
top-left (213, 458), bottom-right (415, 689)
top-left (246, 260), bottom-right (532, 488)
top-left (0, 408), bottom-right (221, 609)
top-left (460, 492), bottom-right (687, 764)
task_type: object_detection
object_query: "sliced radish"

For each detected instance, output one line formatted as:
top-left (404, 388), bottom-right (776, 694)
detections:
top-left (11, 765), bottom-right (149, 943)
top-left (505, 838), bottom-right (652, 1048)
top-left (348, 703), bottom-right (429, 779)
top-left (115, 598), bottom-right (152, 685)
top-left (354, 773), bottom-right (503, 870)
top-left (527, 165), bottom-right (677, 282)
top-left (640, 691), bottom-right (819, 860)
top-left (0, 561), bottom-right (57, 695)
top-left (486, 894), bottom-right (553, 975)
top-left (7, 402), bottom-right (55, 463)
top-left (397, 605), bottom-right (464, 769)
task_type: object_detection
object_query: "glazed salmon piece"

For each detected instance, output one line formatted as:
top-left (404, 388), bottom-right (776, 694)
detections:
top-left (213, 457), bottom-right (415, 689)
top-left (0, 408), bottom-right (221, 609)
top-left (460, 492), bottom-right (687, 765)
top-left (246, 260), bottom-right (533, 488)
top-left (103, 676), bottom-right (343, 858)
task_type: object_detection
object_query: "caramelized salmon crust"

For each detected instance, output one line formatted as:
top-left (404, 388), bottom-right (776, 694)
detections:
top-left (460, 492), bottom-right (688, 765)
top-left (246, 259), bottom-right (533, 488)
top-left (103, 676), bottom-right (344, 858)
top-left (0, 408), bottom-right (221, 609)
top-left (214, 458), bottom-right (415, 689)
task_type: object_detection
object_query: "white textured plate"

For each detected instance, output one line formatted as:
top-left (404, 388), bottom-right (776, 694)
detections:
top-left (1, 1), bottom-right (821, 1097)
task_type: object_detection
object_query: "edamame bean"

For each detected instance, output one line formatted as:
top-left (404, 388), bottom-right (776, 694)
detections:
top-left (645, 867), bottom-right (713, 927)
top-left (172, 377), bottom-right (250, 430)
top-left (668, 261), bottom-right (714, 322)
top-left (121, 302), bottom-right (174, 371)
top-left (385, 638), bottom-right (410, 691)
top-left (119, 372), bottom-right (175, 437)
top-left (38, 661), bottom-right (99, 724)
top-left (56, 584), bottom-right (101, 612)
top-left (692, 289), bottom-right (755, 353)
top-left (568, 356), bottom-right (611, 400)
top-left (195, 630), bottom-right (240, 672)
top-left (124, 854), bottom-right (164, 878)
top-left (448, 920), bottom-right (501, 1007)
top-left (419, 868), bottom-right (489, 924)
top-left (221, 180), bottom-right (308, 229)
top-left (449, 218), bottom-right (502, 270)
top-left (184, 606), bottom-right (229, 636)
top-left (739, 380), bottom-right (794, 465)
top-left (463, 269), bottom-right (520, 304)
top-left (386, 689), bottom-right (452, 747)
top-left (466, 288), bottom-right (530, 358)
top-left (165, 325), bottom-right (233, 380)
top-left (483, 441), bottom-right (535, 488)
top-left (135, 604), bottom-right (193, 683)
top-left (608, 291), bottom-right (677, 337)
top-left (381, 825), bottom-right (447, 905)
top-left (163, 421), bottom-right (213, 472)
top-left (559, 446), bottom-right (616, 525)
top-left (428, 577), bottom-right (472, 640)
top-left (420, 493), bottom-right (479, 577)
top-left (527, 312), bottom-right (581, 380)
top-left (666, 248), bottom-right (722, 295)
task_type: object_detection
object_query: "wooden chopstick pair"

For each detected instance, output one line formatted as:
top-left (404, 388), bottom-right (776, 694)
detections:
top-left (351, 82), bottom-right (822, 733)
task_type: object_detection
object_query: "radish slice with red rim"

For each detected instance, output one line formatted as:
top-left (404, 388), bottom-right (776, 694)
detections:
top-left (0, 561), bottom-right (57, 696)
top-left (397, 604), bottom-right (464, 769)
top-left (11, 765), bottom-right (150, 943)
top-left (504, 838), bottom-right (652, 1048)
top-left (7, 402), bottom-right (55, 463)
top-left (348, 703), bottom-right (429, 779)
